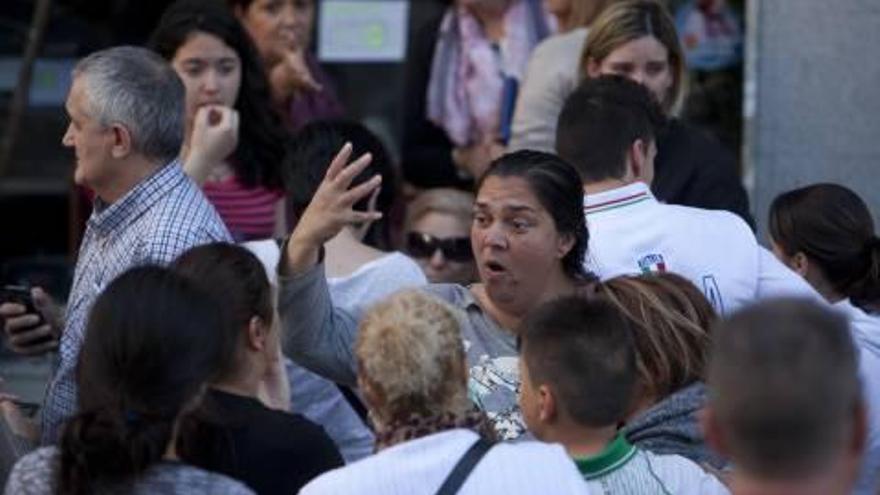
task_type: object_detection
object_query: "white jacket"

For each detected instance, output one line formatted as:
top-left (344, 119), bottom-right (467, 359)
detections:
top-left (583, 182), bottom-right (818, 316)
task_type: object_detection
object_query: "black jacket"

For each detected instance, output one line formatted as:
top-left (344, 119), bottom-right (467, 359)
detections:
top-left (653, 119), bottom-right (754, 227)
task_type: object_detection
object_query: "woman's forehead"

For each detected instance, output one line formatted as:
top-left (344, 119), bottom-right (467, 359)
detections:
top-left (475, 176), bottom-right (545, 213)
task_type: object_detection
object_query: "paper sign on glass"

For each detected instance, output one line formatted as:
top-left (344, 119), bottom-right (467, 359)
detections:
top-left (318, 1), bottom-right (409, 63)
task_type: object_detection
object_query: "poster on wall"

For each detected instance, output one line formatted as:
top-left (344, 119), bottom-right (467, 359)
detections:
top-left (318, 1), bottom-right (409, 63)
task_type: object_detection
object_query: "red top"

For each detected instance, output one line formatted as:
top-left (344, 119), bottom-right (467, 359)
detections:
top-left (202, 174), bottom-right (283, 242)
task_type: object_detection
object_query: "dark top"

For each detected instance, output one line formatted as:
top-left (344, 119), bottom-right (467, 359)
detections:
top-left (653, 119), bottom-right (754, 227)
top-left (285, 52), bottom-right (346, 132)
top-left (401, 13), bottom-right (472, 190)
top-left (180, 389), bottom-right (344, 495)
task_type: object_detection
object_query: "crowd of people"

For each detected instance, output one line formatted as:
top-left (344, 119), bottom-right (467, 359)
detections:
top-left (0, 0), bottom-right (878, 494)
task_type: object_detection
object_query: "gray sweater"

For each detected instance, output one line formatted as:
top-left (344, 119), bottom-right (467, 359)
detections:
top-left (278, 263), bottom-right (526, 439)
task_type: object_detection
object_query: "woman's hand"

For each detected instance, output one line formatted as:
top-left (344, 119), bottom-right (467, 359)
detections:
top-left (183, 105), bottom-right (239, 185)
top-left (268, 46), bottom-right (322, 104)
top-left (284, 143), bottom-right (382, 274)
top-left (452, 139), bottom-right (505, 180)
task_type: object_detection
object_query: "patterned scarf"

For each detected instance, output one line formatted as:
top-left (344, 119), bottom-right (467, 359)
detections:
top-left (426, 0), bottom-right (553, 147)
top-left (374, 408), bottom-right (498, 452)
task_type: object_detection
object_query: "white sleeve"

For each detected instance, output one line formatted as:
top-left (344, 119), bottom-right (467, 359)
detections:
top-left (755, 247), bottom-right (823, 301)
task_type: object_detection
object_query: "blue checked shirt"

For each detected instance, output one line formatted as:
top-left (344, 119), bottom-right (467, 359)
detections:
top-left (40, 161), bottom-right (231, 444)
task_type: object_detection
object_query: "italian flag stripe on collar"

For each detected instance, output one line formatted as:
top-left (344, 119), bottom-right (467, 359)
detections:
top-left (583, 191), bottom-right (651, 215)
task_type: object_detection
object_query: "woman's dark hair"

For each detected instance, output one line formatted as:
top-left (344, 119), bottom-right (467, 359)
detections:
top-left (769, 183), bottom-right (880, 313)
top-left (59, 266), bottom-right (231, 495)
top-left (285, 119), bottom-right (399, 249)
top-left (171, 242), bottom-right (274, 380)
top-left (478, 150), bottom-right (592, 282)
top-left (149, 0), bottom-right (287, 189)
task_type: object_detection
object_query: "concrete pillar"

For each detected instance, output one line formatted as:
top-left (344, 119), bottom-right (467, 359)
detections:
top-left (745, 0), bottom-right (880, 237)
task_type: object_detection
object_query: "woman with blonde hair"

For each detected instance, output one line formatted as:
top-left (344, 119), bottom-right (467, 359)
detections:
top-left (579, 0), bottom-right (751, 224)
top-left (510, 0), bottom-right (616, 152)
top-left (300, 291), bottom-right (589, 494)
top-left (598, 272), bottom-right (725, 468)
top-left (404, 188), bottom-right (477, 285)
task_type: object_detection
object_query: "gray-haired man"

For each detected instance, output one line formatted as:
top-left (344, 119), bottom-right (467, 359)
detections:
top-left (0, 46), bottom-right (230, 444)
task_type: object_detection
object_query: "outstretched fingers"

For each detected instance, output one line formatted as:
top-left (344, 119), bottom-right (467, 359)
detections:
top-left (324, 143), bottom-right (353, 181)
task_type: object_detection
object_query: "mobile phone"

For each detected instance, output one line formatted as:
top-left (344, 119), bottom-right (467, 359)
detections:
top-left (1, 285), bottom-right (49, 345)
top-left (1, 286), bottom-right (41, 318)
top-left (11, 400), bottom-right (39, 418)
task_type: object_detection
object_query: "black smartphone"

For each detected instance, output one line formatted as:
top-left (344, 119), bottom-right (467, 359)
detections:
top-left (1, 285), bottom-right (50, 345)
top-left (1, 286), bottom-right (41, 317)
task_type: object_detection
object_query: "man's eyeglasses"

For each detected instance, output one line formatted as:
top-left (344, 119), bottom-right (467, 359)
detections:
top-left (406, 232), bottom-right (473, 262)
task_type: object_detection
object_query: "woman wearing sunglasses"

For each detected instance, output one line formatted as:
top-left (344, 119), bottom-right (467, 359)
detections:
top-left (404, 188), bottom-right (477, 285)
top-left (279, 147), bottom-right (595, 440)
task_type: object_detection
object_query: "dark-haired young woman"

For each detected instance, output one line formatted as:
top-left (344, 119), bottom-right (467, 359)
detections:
top-left (768, 183), bottom-right (880, 495)
top-left (173, 243), bottom-right (343, 494)
top-left (769, 184), bottom-right (880, 344)
top-left (4, 267), bottom-right (253, 495)
top-left (150, 0), bottom-right (290, 241)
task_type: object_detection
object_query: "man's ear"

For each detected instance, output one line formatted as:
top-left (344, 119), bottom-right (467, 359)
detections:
top-left (628, 138), bottom-right (650, 181)
top-left (537, 384), bottom-right (557, 424)
top-left (109, 123), bottom-right (133, 159)
top-left (700, 406), bottom-right (730, 459)
top-left (791, 252), bottom-right (810, 277)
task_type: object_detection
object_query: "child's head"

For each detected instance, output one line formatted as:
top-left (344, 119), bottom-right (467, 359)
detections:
top-left (518, 296), bottom-right (636, 441)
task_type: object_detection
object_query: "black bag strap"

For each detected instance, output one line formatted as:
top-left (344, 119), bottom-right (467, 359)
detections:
top-left (335, 384), bottom-right (371, 429)
top-left (435, 437), bottom-right (493, 495)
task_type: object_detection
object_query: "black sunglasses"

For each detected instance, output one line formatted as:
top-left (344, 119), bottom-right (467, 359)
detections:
top-left (406, 232), bottom-right (473, 262)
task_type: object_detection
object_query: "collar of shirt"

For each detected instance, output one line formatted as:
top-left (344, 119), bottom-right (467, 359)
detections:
top-left (583, 182), bottom-right (655, 216)
top-left (89, 160), bottom-right (186, 237)
top-left (574, 432), bottom-right (638, 480)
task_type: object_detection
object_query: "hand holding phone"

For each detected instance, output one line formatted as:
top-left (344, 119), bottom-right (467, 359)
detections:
top-left (0, 285), bottom-right (59, 355)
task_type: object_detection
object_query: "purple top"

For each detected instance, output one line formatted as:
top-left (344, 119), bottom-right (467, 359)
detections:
top-left (285, 53), bottom-right (345, 131)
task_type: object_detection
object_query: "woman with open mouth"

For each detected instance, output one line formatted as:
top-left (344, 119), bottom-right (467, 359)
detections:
top-left (277, 147), bottom-right (595, 440)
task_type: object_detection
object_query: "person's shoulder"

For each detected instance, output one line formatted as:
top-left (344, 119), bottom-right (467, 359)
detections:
top-left (639, 449), bottom-right (730, 495)
top-left (381, 252), bottom-right (429, 284)
top-left (141, 463), bottom-right (254, 494)
top-left (658, 202), bottom-right (754, 240)
top-left (298, 447), bottom-right (388, 495)
top-left (6, 447), bottom-right (61, 494)
top-left (421, 283), bottom-right (476, 309)
top-left (534, 27), bottom-right (589, 56)
top-left (489, 439), bottom-right (572, 463)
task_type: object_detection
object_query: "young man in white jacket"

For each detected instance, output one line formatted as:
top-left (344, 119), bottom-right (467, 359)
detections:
top-left (556, 75), bottom-right (816, 317)
top-left (556, 75), bottom-right (880, 494)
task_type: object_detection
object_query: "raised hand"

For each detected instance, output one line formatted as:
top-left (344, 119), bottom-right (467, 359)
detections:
top-left (183, 105), bottom-right (239, 185)
top-left (285, 143), bottom-right (382, 273)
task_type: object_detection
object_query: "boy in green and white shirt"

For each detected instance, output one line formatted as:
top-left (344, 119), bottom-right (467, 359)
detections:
top-left (517, 296), bottom-right (728, 494)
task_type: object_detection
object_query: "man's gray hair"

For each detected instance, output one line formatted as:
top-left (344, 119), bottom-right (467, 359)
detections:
top-left (73, 46), bottom-right (184, 163)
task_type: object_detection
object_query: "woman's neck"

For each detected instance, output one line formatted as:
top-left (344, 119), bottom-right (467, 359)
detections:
top-left (474, 272), bottom-right (579, 331)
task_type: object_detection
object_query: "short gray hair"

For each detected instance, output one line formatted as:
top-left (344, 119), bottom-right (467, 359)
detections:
top-left (73, 46), bottom-right (184, 163)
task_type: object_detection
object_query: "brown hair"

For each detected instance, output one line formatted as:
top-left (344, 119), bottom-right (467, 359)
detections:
top-left (769, 184), bottom-right (880, 313)
top-left (579, 0), bottom-right (686, 114)
top-left (599, 272), bottom-right (716, 402)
